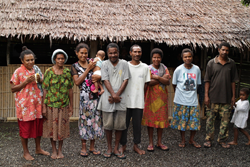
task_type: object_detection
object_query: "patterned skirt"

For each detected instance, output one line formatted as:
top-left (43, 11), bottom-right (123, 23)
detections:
top-left (43, 106), bottom-right (70, 141)
top-left (79, 99), bottom-right (104, 140)
top-left (170, 103), bottom-right (201, 131)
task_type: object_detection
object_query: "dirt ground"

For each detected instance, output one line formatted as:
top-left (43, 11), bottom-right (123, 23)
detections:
top-left (1, 119), bottom-right (250, 167)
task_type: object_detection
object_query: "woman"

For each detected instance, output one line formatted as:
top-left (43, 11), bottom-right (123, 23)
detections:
top-left (170, 48), bottom-right (201, 148)
top-left (71, 43), bottom-right (104, 157)
top-left (42, 49), bottom-right (74, 159)
top-left (142, 48), bottom-right (170, 152)
top-left (10, 46), bottom-right (49, 161)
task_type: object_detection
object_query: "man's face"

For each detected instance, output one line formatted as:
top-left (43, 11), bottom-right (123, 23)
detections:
top-left (218, 46), bottom-right (229, 59)
top-left (107, 47), bottom-right (119, 64)
top-left (188, 74), bottom-right (191, 79)
top-left (130, 46), bottom-right (142, 62)
top-left (182, 52), bottom-right (193, 65)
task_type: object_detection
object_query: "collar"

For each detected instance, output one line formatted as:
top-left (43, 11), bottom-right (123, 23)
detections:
top-left (214, 56), bottom-right (231, 64)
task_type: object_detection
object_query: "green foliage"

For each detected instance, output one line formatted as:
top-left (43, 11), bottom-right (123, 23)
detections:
top-left (242, 0), bottom-right (250, 6)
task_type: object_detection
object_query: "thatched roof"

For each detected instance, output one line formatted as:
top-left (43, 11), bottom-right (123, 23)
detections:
top-left (0, 0), bottom-right (250, 48)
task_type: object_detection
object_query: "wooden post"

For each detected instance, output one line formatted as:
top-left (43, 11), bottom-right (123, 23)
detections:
top-left (236, 49), bottom-right (243, 97)
top-left (90, 40), bottom-right (98, 58)
top-left (6, 39), bottom-right (10, 65)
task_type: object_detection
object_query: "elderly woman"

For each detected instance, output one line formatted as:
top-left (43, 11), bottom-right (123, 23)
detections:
top-left (71, 43), bottom-right (104, 157)
top-left (10, 46), bottom-right (49, 161)
top-left (170, 48), bottom-right (201, 148)
top-left (42, 49), bottom-right (74, 159)
top-left (142, 48), bottom-right (171, 152)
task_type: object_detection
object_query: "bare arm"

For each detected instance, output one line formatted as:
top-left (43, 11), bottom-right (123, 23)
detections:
top-left (149, 74), bottom-right (170, 86)
top-left (144, 83), bottom-right (148, 93)
top-left (72, 61), bottom-right (96, 86)
top-left (148, 79), bottom-right (160, 86)
top-left (172, 84), bottom-right (176, 93)
top-left (68, 88), bottom-right (73, 117)
top-left (11, 75), bottom-right (35, 93)
top-left (231, 82), bottom-right (236, 107)
top-left (116, 79), bottom-right (128, 97)
top-left (204, 82), bottom-right (210, 107)
top-left (42, 89), bottom-right (48, 117)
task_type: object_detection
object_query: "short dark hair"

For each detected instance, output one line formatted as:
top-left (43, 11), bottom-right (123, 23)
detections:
top-left (181, 48), bottom-right (193, 58)
top-left (218, 42), bottom-right (230, 49)
top-left (240, 88), bottom-right (250, 95)
top-left (20, 46), bottom-right (36, 60)
top-left (150, 48), bottom-right (163, 58)
top-left (130, 44), bottom-right (141, 52)
top-left (106, 43), bottom-right (119, 53)
top-left (75, 43), bottom-right (89, 52)
top-left (54, 52), bottom-right (66, 60)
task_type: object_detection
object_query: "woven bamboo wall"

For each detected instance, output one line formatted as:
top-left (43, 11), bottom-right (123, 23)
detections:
top-left (0, 65), bottom-right (202, 120)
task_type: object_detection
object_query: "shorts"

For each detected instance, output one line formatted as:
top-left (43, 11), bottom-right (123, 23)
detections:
top-left (18, 118), bottom-right (43, 139)
top-left (102, 110), bottom-right (126, 130)
top-left (93, 70), bottom-right (101, 76)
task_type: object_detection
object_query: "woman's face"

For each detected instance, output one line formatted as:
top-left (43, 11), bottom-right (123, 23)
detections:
top-left (152, 53), bottom-right (162, 67)
top-left (76, 48), bottom-right (88, 63)
top-left (55, 54), bottom-right (65, 67)
top-left (21, 54), bottom-right (35, 70)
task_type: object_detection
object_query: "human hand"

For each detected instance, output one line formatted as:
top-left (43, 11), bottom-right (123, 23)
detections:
top-left (68, 106), bottom-right (73, 117)
top-left (112, 94), bottom-right (121, 103)
top-left (151, 74), bottom-right (159, 80)
top-left (204, 96), bottom-right (210, 108)
top-left (87, 60), bottom-right (96, 70)
top-left (108, 96), bottom-right (114, 104)
top-left (231, 97), bottom-right (235, 108)
top-left (92, 74), bottom-right (101, 83)
top-left (42, 104), bottom-right (47, 119)
top-left (26, 75), bottom-right (35, 84)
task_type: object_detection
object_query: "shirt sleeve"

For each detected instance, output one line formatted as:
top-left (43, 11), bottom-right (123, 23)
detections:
top-left (101, 61), bottom-right (109, 81)
top-left (236, 101), bottom-right (249, 113)
top-left (145, 67), bottom-right (151, 83)
top-left (231, 61), bottom-right (239, 83)
top-left (172, 68), bottom-right (179, 85)
top-left (122, 61), bottom-right (130, 80)
top-left (197, 67), bottom-right (202, 85)
top-left (71, 64), bottom-right (78, 76)
top-left (10, 68), bottom-right (20, 85)
top-left (204, 60), bottom-right (212, 82)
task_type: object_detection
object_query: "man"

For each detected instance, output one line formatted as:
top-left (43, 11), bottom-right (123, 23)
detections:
top-left (204, 42), bottom-right (239, 148)
top-left (97, 43), bottom-right (130, 159)
top-left (184, 74), bottom-right (196, 91)
top-left (119, 44), bottom-right (150, 155)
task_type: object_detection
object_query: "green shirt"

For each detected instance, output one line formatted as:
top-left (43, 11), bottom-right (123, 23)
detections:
top-left (42, 67), bottom-right (74, 108)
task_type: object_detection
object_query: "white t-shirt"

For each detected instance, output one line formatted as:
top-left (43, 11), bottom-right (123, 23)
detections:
top-left (172, 64), bottom-right (201, 106)
top-left (231, 99), bottom-right (250, 129)
top-left (125, 61), bottom-right (151, 109)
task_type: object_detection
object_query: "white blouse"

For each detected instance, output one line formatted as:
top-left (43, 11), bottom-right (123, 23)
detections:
top-left (231, 99), bottom-right (250, 129)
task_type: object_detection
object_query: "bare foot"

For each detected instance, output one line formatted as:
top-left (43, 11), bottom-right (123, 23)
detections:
top-left (92, 89), bottom-right (98, 93)
top-left (119, 145), bottom-right (126, 154)
top-left (99, 89), bottom-right (104, 95)
top-left (133, 145), bottom-right (145, 155)
top-left (23, 153), bottom-right (34, 161)
top-left (245, 141), bottom-right (250, 145)
top-left (51, 152), bottom-right (57, 159)
top-left (57, 152), bottom-right (64, 159)
top-left (228, 141), bottom-right (238, 145)
top-left (36, 149), bottom-right (50, 155)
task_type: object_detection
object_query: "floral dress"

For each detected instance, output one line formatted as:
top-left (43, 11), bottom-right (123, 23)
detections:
top-left (71, 61), bottom-right (104, 140)
top-left (10, 64), bottom-right (43, 121)
top-left (142, 64), bottom-right (171, 128)
top-left (42, 67), bottom-right (74, 141)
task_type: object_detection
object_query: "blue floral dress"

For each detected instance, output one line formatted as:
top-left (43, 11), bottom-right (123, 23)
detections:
top-left (71, 61), bottom-right (104, 140)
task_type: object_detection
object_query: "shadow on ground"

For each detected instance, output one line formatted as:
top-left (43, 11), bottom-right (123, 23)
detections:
top-left (1, 119), bottom-right (250, 167)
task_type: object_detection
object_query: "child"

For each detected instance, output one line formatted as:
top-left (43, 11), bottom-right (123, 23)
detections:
top-left (91, 50), bottom-right (105, 95)
top-left (229, 88), bottom-right (250, 145)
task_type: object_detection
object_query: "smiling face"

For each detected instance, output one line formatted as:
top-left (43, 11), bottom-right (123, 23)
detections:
top-left (218, 46), bottom-right (229, 59)
top-left (76, 48), bottom-right (88, 63)
top-left (182, 52), bottom-right (193, 65)
top-left (130, 46), bottom-right (142, 62)
top-left (54, 54), bottom-right (65, 67)
top-left (152, 53), bottom-right (162, 67)
top-left (21, 54), bottom-right (35, 70)
top-left (107, 47), bottom-right (119, 64)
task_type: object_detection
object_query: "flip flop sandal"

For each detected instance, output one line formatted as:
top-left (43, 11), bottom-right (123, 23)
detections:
top-left (155, 145), bottom-right (169, 151)
top-left (115, 153), bottom-right (126, 159)
top-left (80, 151), bottom-right (89, 157)
top-left (178, 143), bottom-right (186, 148)
top-left (204, 141), bottom-right (212, 148)
top-left (89, 150), bottom-right (101, 155)
top-left (147, 145), bottom-right (154, 152)
top-left (189, 142), bottom-right (201, 148)
top-left (103, 152), bottom-right (112, 158)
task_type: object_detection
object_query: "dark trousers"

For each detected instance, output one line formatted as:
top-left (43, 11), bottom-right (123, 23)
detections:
top-left (120, 108), bottom-right (143, 145)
